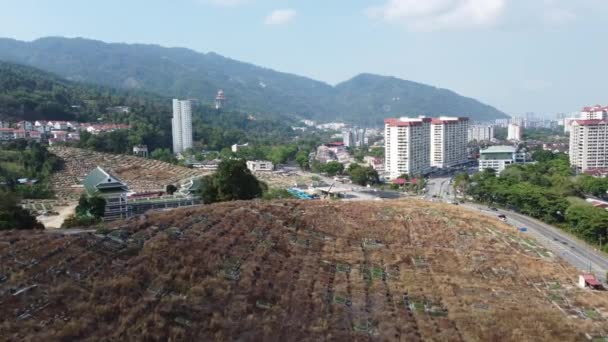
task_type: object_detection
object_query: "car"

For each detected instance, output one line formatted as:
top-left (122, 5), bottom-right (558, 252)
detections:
top-left (497, 214), bottom-right (507, 221)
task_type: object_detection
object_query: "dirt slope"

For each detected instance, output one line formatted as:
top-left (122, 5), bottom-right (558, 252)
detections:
top-left (1, 200), bottom-right (607, 341)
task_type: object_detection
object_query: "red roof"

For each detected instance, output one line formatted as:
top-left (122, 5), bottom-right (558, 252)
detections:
top-left (582, 105), bottom-right (608, 112)
top-left (392, 178), bottom-right (406, 185)
top-left (431, 117), bottom-right (469, 124)
top-left (385, 118), bottom-right (432, 127)
top-left (0, 128), bottom-right (13, 132)
top-left (574, 119), bottom-right (608, 125)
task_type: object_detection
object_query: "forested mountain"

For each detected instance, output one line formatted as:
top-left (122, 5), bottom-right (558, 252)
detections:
top-left (0, 37), bottom-right (508, 124)
top-left (0, 62), bottom-right (296, 153)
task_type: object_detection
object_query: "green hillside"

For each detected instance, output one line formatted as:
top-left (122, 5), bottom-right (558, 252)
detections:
top-left (0, 37), bottom-right (509, 124)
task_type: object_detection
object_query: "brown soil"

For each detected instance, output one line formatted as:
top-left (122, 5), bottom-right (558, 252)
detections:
top-left (1, 199), bottom-right (606, 341)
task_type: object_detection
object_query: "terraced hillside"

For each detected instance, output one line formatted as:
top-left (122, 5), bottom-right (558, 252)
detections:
top-left (49, 147), bottom-right (211, 199)
top-left (1, 200), bottom-right (607, 340)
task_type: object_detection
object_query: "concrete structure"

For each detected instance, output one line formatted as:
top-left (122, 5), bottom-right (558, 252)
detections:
top-left (562, 117), bottom-right (578, 134)
top-left (507, 123), bottom-right (522, 141)
top-left (342, 129), bottom-right (354, 147)
top-left (578, 273), bottom-right (602, 289)
top-left (468, 125), bottom-right (494, 142)
top-left (172, 99), bottom-right (193, 154)
top-left (569, 119), bottom-right (608, 172)
top-left (385, 117), bottom-right (432, 179)
top-left (430, 117), bottom-right (469, 168)
top-left (215, 89), bottom-right (226, 110)
top-left (133, 145), bottom-right (149, 158)
top-left (231, 143), bottom-right (249, 153)
top-left (246, 160), bottom-right (274, 172)
top-left (478, 145), bottom-right (519, 173)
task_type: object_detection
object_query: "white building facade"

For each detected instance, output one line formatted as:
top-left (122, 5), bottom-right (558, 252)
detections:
top-left (478, 145), bottom-right (519, 173)
top-left (385, 117), bottom-right (431, 179)
top-left (569, 119), bottom-right (608, 172)
top-left (468, 125), bottom-right (494, 142)
top-left (172, 99), bottom-right (193, 154)
top-left (507, 123), bottom-right (522, 141)
top-left (430, 117), bottom-right (469, 168)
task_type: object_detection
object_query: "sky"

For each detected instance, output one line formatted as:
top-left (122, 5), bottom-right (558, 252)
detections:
top-left (1, 0), bottom-right (607, 117)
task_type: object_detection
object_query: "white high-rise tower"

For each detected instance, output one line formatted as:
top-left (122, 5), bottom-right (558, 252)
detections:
top-left (172, 99), bottom-right (193, 154)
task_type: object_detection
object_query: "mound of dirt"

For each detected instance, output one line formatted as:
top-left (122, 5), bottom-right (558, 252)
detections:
top-left (1, 200), bottom-right (606, 341)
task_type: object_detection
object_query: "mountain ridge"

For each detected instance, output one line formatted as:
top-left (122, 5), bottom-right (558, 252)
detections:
top-left (0, 36), bottom-right (509, 124)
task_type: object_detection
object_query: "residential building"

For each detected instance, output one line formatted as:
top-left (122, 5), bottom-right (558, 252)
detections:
top-left (246, 160), bottom-right (274, 172)
top-left (562, 117), bottom-right (578, 133)
top-left (430, 117), bottom-right (469, 168)
top-left (342, 129), bottom-right (354, 147)
top-left (301, 119), bottom-right (316, 127)
top-left (13, 129), bottom-right (27, 139)
top-left (17, 121), bottom-right (33, 131)
top-left (494, 118), bottom-right (510, 128)
top-left (171, 99), bottom-right (193, 154)
top-left (384, 117), bottom-right (431, 179)
top-left (569, 119), bottom-right (608, 172)
top-left (468, 125), bottom-right (494, 142)
top-left (580, 105), bottom-right (608, 120)
top-left (0, 128), bottom-right (13, 140)
top-left (0, 120), bottom-right (8, 128)
top-left (507, 123), bottom-right (522, 141)
top-left (479, 145), bottom-right (520, 173)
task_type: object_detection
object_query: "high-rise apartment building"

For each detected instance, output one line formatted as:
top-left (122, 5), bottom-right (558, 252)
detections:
top-left (172, 99), bottom-right (193, 154)
top-left (569, 119), bottom-right (608, 172)
top-left (430, 117), bottom-right (469, 168)
top-left (580, 105), bottom-right (608, 120)
top-left (468, 125), bottom-right (494, 142)
top-left (384, 117), bottom-right (431, 179)
top-left (507, 123), bottom-right (522, 141)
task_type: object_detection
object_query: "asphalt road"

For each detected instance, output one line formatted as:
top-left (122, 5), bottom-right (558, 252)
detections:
top-left (426, 176), bottom-right (608, 282)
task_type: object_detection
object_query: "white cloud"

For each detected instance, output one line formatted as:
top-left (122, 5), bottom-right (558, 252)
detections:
top-left (203, 0), bottom-right (250, 7)
top-left (367, 0), bottom-right (506, 31)
top-left (264, 9), bottom-right (297, 26)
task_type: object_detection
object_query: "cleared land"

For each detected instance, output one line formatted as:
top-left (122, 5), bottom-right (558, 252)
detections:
top-left (48, 147), bottom-right (211, 199)
top-left (1, 200), bottom-right (608, 340)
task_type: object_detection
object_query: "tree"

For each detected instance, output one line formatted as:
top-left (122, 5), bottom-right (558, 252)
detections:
top-left (319, 161), bottom-right (344, 176)
top-left (198, 159), bottom-right (264, 203)
top-left (0, 189), bottom-right (43, 230)
top-left (151, 148), bottom-right (176, 164)
top-left (295, 150), bottom-right (310, 170)
top-left (348, 164), bottom-right (379, 186)
top-left (166, 184), bottom-right (178, 195)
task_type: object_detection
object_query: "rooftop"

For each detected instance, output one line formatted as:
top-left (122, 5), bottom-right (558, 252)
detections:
top-left (480, 145), bottom-right (517, 154)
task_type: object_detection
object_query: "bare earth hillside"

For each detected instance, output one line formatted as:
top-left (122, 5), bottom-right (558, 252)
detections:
top-left (1, 200), bottom-right (607, 340)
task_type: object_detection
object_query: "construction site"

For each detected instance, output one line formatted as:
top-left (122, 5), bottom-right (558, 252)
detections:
top-left (1, 200), bottom-right (607, 340)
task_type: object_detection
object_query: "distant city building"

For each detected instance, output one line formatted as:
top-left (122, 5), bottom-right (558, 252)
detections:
top-left (246, 160), bottom-right (274, 172)
top-left (430, 117), bottom-right (469, 168)
top-left (468, 125), bottom-right (494, 142)
top-left (569, 119), bottom-right (608, 173)
top-left (479, 145), bottom-right (527, 173)
top-left (301, 119), bottom-right (316, 127)
top-left (107, 106), bottom-right (131, 114)
top-left (215, 89), bottom-right (226, 110)
top-left (494, 118), bottom-right (510, 128)
top-left (172, 99), bottom-right (193, 154)
top-left (316, 122), bottom-right (346, 131)
top-left (384, 117), bottom-right (431, 179)
top-left (507, 123), bottom-right (522, 141)
top-left (342, 129), bottom-right (354, 147)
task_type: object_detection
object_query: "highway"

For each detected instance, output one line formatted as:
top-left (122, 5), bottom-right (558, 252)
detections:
top-left (426, 176), bottom-right (608, 282)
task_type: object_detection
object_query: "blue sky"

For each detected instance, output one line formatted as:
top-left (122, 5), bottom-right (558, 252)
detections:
top-left (1, 0), bottom-right (607, 116)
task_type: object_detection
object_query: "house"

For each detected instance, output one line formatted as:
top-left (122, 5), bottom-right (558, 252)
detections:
top-left (27, 130), bottom-right (42, 142)
top-left (578, 273), bottom-right (603, 290)
top-left (83, 167), bottom-right (130, 221)
top-left (0, 128), bottom-right (14, 140)
top-left (53, 121), bottom-right (68, 130)
top-left (13, 129), bottom-right (27, 139)
top-left (17, 121), bottom-right (33, 131)
top-left (67, 132), bottom-right (80, 141)
top-left (52, 130), bottom-right (68, 141)
top-left (247, 160), bottom-right (274, 172)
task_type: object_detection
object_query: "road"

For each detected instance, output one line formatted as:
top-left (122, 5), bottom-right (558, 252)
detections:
top-left (426, 175), bottom-right (608, 281)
